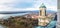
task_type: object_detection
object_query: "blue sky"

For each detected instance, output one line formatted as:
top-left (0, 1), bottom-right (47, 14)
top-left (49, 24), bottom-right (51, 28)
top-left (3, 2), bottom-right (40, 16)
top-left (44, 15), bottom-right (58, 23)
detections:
top-left (0, 0), bottom-right (57, 11)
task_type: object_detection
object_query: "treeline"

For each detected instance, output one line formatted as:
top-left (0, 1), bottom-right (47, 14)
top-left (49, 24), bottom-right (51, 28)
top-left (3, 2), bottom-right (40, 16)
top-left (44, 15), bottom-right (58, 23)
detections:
top-left (0, 16), bottom-right (38, 28)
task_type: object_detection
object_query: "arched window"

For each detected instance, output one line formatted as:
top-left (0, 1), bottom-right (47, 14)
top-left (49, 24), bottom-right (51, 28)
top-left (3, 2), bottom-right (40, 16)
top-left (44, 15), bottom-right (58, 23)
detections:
top-left (40, 10), bottom-right (42, 16)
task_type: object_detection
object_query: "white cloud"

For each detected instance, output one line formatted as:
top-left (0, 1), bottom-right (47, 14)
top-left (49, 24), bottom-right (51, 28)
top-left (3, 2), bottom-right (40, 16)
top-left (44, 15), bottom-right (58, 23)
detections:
top-left (0, 0), bottom-right (15, 11)
top-left (0, 0), bottom-right (15, 4)
top-left (47, 6), bottom-right (57, 11)
top-left (0, 5), bottom-right (13, 11)
top-left (0, 0), bottom-right (35, 11)
top-left (0, 0), bottom-right (57, 12)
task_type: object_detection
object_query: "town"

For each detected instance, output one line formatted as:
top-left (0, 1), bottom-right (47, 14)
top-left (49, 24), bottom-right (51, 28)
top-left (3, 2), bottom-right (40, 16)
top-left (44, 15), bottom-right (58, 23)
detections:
top-left (0, 3), bottom-right (57, 28)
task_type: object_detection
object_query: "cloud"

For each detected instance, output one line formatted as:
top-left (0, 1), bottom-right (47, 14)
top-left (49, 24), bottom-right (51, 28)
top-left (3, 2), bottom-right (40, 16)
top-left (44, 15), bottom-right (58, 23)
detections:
top-left (0, 0), bottom-right (15, 4)
top-left (47, 6), bottom-right (57, 11)
top-left (34, 0), bottom-right (57, 11)
top-left (2, 0), bottom-right (36, 8)
top-left (0, 0), bottom-right (57, 12)
top-left (13, 2), bottom-right (34, 8)
top-left (0, 0), bottom-right (36, 11)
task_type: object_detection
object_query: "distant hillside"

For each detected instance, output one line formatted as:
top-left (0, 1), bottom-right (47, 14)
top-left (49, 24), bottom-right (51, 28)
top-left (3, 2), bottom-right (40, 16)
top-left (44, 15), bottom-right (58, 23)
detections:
top-left (0, 10), bottom-right (57, 14)
top-left (30, 10), bottom-right (57, 14)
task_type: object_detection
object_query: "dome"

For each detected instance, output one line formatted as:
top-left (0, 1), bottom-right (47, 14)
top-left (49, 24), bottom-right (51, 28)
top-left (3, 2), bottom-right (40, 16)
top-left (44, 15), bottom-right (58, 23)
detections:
top-left (39, 3), bottom-right (46, 8)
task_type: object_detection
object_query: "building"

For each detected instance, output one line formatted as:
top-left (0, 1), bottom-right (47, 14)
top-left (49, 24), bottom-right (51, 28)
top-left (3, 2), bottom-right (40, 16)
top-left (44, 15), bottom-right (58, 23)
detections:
top-left (38, 3), bottom-right (53, 26)
top-left (24, 3), bottom-right (55, 26)
top-left (39, 3), bottom-right (46, 16)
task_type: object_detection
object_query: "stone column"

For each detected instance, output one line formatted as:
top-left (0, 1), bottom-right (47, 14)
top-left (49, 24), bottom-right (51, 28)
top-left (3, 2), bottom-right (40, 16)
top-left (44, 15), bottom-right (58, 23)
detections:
top-left (56, 0), bottom-right (60, 28)
top-left (56, 9), bottom-right (60, 28)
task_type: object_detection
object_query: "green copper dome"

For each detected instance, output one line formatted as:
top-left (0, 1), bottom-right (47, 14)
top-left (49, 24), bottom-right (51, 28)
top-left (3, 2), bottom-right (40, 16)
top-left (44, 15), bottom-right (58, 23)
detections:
top-left (39, 3), bottom-right (46, 8)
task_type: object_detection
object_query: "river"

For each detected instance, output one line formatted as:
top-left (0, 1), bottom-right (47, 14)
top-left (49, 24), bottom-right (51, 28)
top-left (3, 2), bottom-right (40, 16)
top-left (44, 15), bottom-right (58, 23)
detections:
top-left (0, 13), bottom-right (29, 28)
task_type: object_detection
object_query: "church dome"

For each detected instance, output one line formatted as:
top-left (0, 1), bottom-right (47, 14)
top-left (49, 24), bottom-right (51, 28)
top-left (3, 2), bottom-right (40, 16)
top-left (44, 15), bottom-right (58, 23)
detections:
top-left (39, 3), bottom-right (46, 8)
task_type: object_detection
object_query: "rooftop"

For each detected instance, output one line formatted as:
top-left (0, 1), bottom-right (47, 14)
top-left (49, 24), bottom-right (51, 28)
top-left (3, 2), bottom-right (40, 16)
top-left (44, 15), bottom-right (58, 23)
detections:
top-left (39, 3), bottom-right (46, 8)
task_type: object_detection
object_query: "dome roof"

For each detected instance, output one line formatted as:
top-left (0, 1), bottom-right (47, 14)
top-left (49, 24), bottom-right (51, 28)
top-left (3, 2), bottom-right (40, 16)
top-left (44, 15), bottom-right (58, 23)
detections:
top-left (39, 3), bottom-right (46, 8)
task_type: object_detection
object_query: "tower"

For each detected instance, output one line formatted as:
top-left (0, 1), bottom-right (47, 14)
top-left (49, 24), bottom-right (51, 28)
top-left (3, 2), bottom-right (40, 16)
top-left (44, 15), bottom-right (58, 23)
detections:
top-left (38, 3), bottom-right (47, 26)
top-left (39, 3), bottom-right (46, 16)
top-left (38, 3), bottom-right (54, 26)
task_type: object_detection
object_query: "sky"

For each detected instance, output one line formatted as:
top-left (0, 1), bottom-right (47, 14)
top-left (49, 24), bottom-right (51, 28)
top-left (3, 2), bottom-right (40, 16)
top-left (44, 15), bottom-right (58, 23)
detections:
top-left (0, 0), bottom-right (57, 12)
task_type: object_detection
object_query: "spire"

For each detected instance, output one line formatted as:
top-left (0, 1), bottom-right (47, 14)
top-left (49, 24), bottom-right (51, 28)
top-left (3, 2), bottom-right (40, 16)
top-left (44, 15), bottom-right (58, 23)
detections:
top-left (39, 3), bottom-right (46, 8)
